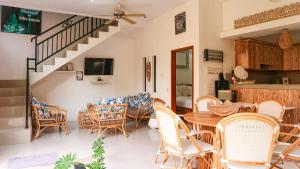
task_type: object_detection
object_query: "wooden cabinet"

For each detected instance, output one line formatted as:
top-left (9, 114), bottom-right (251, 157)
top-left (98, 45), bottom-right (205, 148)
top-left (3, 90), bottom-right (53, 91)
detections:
top-left (283, 45), bottom-right (300, 71)
top-left (235, 39), bottom-right (283, 70)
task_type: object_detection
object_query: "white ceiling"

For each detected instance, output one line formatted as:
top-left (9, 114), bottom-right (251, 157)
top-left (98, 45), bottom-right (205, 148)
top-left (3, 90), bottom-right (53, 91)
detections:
top-left (0, 0), bottom-right (189, 30)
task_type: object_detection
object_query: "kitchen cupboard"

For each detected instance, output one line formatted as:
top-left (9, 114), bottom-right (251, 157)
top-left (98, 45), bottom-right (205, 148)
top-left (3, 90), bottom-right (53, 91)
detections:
top-left (235, 39), bottom-right (283, 70)
top-left (283, 45), bottom-right (300, 70)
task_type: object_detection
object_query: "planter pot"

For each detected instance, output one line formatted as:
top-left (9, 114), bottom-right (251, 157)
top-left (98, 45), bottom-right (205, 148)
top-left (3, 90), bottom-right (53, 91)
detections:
top-left (74, 163), bottom-right (86, 169)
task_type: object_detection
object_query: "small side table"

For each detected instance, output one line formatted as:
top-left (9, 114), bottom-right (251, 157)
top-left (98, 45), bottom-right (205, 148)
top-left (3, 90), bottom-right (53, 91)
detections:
top-left (78, 111), bottom-right (93, 129)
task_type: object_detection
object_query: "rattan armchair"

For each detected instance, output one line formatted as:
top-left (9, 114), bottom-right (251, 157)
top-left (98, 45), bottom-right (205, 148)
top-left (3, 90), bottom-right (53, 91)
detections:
top-left (32, 105), bottom-right (68, 139)
top-left (127, 99), bottom-right (153, 128)
top-left (89, 104), bottom-right (128, 137)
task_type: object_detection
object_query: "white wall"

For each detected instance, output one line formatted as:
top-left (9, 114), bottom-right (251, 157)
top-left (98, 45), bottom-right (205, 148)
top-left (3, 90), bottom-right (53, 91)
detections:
top-left (222, 0), bottom-right (300, 31)
top-left (135, 0), bottom-right (200, 105)
top-left (0, 10), bottom-right (70, 80)
top-left (199, 0), bottom-right (234, 96)
top-left (135, 0), bottom-right (235, 106)
top-left (32, 36), bottom-right (139, 121)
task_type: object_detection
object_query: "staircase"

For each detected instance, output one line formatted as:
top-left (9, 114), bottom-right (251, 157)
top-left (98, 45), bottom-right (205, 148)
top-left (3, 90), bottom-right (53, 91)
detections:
top-left (0, 80), bottom-right (31, 145)
top-left (20, 15), bottom-right (119, 142)
top-left (30, 16), bottom-right (120, 84)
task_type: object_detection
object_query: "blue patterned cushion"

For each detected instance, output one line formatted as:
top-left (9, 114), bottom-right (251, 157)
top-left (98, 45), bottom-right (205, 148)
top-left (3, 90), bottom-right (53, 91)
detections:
top-left (137, 92), bottom-right (150, 101)
top-left (99, 97), bottom-right (117, 105)
top-left (115, 97), bottom-right (126, 104)
top-left (128, 96), bottom-right (139, 108)
top-left (32, 97), bottom-right (49, 118)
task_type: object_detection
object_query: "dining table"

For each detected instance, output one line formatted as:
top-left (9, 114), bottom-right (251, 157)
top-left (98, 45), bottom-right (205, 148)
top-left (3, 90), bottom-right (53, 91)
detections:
top-left (184, 111), bottom-right (224, 169)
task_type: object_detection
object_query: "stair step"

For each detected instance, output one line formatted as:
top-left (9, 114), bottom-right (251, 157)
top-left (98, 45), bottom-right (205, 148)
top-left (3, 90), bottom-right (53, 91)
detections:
top-left (0, 105), bottom-right (25, 117)
top-left (0, 87), bottom-right (26, 97)
top-left (0, 127), bottom-right (31, 145)
top-left (0, 80), bottom-right (26, 88)
top-left (0, 116), bottom-right (25, 129)
top-left (0, 96), bottom-right (26, 107)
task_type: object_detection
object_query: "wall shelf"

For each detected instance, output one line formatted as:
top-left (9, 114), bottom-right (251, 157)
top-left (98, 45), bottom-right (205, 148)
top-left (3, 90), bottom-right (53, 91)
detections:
top-left (55, 71), bottom-right (76, 73)
top-left (90, 81), bottom-right (109, 85)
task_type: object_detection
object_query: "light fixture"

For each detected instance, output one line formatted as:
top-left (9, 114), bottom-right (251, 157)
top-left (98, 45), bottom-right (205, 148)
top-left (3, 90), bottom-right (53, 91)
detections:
top-left (279, 29), bottom-right (293, 49)
top-left (90, 0), bottom-right (94, 2)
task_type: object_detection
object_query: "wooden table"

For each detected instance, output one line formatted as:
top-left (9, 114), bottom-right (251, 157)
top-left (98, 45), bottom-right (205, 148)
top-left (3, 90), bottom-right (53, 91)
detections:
top-left (184, 111), bottom-right (225, 169)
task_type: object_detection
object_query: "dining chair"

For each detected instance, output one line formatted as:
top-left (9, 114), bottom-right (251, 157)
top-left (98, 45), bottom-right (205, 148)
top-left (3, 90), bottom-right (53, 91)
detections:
top-left (154, 104), bottom-right (215, 169)
top-left (257, 99), bottom-right (286, 122)
top-left (272, 123), bottom-right (300, 169)
top-left (195, 96), bottom-right (221, 112)
top-left (216, 113), bottom-right (280, 169)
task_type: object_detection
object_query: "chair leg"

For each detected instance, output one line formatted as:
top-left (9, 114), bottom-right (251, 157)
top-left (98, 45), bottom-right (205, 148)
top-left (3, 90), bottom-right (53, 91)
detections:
top-left (90, 122), bottom-right (95, 134)
top-left (179, 157), bottom-right (184, 169)
top-left (155, 140), bottom-right (164, 163)
top-left (135, 117), bottom-right (139, 128)
top-left (271, 158), bottom-right (284, 169)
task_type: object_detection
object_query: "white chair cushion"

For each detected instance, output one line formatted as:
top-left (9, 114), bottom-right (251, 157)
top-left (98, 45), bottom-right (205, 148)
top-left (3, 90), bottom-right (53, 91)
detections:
top-left (225, 163), bottom-right (269, 169)
top-left (274, 142), bottom-right (300, 158)
top-left (168, 139), bottom-right (213, 156)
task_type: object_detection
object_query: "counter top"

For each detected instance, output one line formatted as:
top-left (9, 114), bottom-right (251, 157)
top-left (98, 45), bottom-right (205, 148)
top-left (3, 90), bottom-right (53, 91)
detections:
top-left (230, 84), bottom-right (300, 90)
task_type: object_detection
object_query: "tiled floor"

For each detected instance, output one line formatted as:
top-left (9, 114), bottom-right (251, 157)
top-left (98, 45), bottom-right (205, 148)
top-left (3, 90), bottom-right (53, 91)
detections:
top-left (0, 122), bottom-right (161, 169)
top-left (0, 122), bottom-right (298, 169)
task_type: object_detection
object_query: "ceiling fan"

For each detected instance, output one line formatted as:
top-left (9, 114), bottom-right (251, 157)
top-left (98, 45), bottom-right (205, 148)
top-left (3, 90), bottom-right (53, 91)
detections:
top-left (97, 4), bottom-right (147, 25)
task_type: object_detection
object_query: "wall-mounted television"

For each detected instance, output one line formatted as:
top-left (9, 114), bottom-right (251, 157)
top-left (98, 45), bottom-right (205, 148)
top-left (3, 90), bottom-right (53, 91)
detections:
top-left (84, 58), bottom-right (114, 75)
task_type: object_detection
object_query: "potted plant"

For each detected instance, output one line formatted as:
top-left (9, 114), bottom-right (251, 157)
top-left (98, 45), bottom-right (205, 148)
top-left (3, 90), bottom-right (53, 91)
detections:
top-left (55, 139), bottom-right (105, 169)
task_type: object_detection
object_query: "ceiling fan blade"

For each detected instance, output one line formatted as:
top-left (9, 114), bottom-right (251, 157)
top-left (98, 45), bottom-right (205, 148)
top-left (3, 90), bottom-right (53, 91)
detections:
top-left (125, 13), bottom-right (146, 18)
top-left (121, 16), bottom-right (136, 24)
top-left (105, 17), bottom-right (117, 25)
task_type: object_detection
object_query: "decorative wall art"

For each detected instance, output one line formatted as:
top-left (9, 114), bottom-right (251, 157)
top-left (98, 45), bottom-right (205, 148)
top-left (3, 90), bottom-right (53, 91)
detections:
top-left (143, 56), bottom-right (157, 92)
top-left (1, 6), bottom-right (42, 35)
top-left (76, 71), bottom-right (83, 81)
top-left (146, 61), bottom-right (151, 82)
top-left (234, 2), bottom-right (300, 29)
top-left (175, 12), bottom-right (186, 35)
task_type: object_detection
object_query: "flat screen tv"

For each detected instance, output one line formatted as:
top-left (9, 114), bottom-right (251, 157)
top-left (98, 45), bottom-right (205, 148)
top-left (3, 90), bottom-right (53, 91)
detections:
top-left (84, 58), bottom-right (114, 75)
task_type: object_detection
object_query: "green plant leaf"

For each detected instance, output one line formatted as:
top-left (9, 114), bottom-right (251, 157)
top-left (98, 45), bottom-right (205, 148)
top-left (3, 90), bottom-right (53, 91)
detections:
top-left (55, 153), bottom-right (77, 169)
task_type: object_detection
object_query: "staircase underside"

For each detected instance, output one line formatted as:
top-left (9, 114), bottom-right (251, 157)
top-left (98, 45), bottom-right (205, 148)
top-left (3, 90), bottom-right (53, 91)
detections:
top-left (30, 25), bottom-right (120, 85)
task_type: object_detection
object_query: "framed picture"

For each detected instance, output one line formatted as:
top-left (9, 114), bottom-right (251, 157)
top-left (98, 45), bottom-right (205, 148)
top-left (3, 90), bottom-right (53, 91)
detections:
top-left (76, 71), bottom-right (83, 81)
top-left (175, 12), bottom-right (186, 35)
top-left (1, 6), bottom-right (42, 35)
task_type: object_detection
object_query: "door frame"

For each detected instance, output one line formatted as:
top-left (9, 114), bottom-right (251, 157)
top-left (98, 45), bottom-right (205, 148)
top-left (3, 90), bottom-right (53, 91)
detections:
top-left (171, 46), bottom-right (194, 112)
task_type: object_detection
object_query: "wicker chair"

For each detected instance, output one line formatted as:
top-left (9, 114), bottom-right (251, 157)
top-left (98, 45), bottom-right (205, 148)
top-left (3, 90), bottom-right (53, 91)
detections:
top-left (256, 99), bottom-right (286, 123)
top-left (32, 105), bottom-right (68, 139)
top-left (127, 95), bottom-right (154, 128)
top-left (155, 104), bottom-right (215, 169)
top-left (272, 123), bottom-right (300, 169)
top-left (89, 104), bottom-right (128, 137)
top-left (216, 113), bottom-right (279, 169)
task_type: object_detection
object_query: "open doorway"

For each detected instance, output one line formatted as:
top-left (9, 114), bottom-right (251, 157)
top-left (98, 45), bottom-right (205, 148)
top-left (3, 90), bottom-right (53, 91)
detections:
top-left (171, 46), bottom-right (194, 114)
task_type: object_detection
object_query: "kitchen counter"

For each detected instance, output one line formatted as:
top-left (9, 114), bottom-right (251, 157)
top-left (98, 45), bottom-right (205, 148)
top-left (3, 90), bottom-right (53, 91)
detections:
top-left (231, 84), bottom-right (300, 90)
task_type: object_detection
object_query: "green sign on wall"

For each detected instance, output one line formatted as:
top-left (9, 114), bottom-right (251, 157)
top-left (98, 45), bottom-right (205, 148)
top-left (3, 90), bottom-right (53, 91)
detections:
top-left (1, 6), bottom-right (42, 35)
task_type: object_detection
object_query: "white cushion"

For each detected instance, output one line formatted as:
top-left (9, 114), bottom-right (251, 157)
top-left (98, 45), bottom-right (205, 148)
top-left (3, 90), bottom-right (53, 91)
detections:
top-left (274, 142), bottom-right (300, 158)
top-left (225, 163), bottom-right (269, 169)
top-left (168, 139), bottom-right (213, 156)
